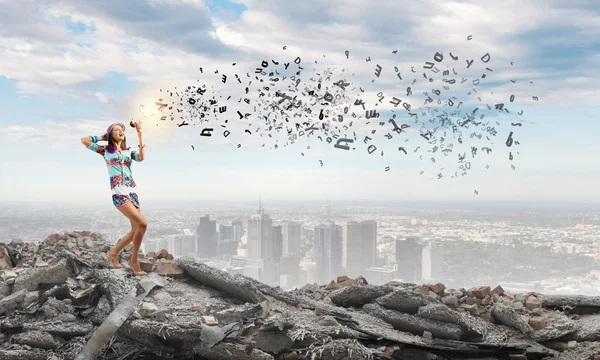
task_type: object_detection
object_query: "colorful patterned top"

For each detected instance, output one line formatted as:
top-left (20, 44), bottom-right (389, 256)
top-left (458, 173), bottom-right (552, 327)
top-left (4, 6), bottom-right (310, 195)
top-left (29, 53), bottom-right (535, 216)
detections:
top-left (87, 143), bottom-right (141, 197)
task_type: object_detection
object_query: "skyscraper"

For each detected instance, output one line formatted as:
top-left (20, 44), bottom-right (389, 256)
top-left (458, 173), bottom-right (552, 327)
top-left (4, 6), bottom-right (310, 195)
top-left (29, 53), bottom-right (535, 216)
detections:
top-left (396, 236), bottom-right (422, 283)
top-left (343, 220), bottom-right (377, 278)
top-left (279, 255), bottom-right (301, 289)
top-left (422, 240), bottom-right (444, 282)
top-left (196, 215), bottom-right (218, 258)
top-left (219, 224), bottom-right (233, 242)
top-left (282, 221), bottom-right (302, 256)
top-left (272, 225), bottom-right (283, 260)
top-left (172, 234), bottom-right (196, 257)
top-left (245, 201), bottom-right (275, 283)
top-left (232, 218), bottom-right (244, 243)
top-left (314, 222), bottom-right (343, 283)
top-left (247, 214), bottom-right (273, 261)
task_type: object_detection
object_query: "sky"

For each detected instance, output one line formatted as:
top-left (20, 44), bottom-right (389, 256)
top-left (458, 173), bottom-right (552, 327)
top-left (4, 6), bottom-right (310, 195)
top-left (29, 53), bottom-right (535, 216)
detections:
top-left (1, 0), bottom-right (600, 207)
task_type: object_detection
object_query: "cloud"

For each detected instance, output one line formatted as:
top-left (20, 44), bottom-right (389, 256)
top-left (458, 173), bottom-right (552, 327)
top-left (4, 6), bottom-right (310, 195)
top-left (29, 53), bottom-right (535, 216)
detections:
top-left (0, 118), bottom-right (116, 146)
top-left (52, 0), bottom-right (232, 55)
top-left (0, 0), bottom-right (596, 110)
top-left (95, 92), bottom-right (109, 103)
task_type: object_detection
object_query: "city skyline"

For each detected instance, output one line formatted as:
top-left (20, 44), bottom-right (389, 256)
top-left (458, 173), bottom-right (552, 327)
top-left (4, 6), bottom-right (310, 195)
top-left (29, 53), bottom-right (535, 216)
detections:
top-left (1, 1), bottom-right (600, 203)
top-left (2, 198), bottom-right (600, 294)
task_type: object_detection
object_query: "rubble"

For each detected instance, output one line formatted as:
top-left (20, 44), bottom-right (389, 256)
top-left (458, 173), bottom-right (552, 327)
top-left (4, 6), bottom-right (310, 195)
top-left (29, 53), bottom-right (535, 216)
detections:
top-left (0, 231), bottom-right (598, 359)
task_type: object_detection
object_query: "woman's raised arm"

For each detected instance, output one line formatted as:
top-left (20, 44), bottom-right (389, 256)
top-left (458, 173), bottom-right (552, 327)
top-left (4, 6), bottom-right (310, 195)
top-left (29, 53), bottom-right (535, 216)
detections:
top-left (82, 134), bottom-right (107, 156)
top-left (81, 134), bottom-right (106, 147)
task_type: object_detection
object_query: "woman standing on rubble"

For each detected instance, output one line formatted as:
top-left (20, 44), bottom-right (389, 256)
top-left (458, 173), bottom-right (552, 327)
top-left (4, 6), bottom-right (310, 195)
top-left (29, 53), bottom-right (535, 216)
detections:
top-left (80, 122), bottom-right (148, 276)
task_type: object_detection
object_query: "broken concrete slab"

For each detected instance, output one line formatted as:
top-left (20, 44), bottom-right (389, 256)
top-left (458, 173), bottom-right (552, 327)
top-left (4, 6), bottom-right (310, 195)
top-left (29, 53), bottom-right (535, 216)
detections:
top-left (363, 303), bottom-right (463, 341)
top-left (531, 311), bottom-right (577, 342)
top-left (38, 297), bottom-right (74, 320)
top-left (0, 349), bottom-right (48, 360)
top-left (11, 330), bottom-right (61, 350)
top-left (537, 294), bottom-right (600, 315)
top-left (178, 257), bottom-right (266, 304)
top-left (491, 303), bottom-right (533, 336)
top-left (22, 291), bottom-right (39, 308)
top-left (574, 314), bottom-right (600, 341)
top-left (139, 301), bottom-right (159, 317)
top-left (199, 322), bottom-right (242, 349)
top-left (12, 258), bottom-right (70, 292)
top-left (254, 330), bottom-right (295, 355)
top-left (0, 282), bottom-right (9, 298)
top-left (193, 342), bottom-right (274, 360)
top-left (417, 303), bottom-right (489, 342)
top-left (213, 303), bottom-right (263, 323)
top-left (123, 319), bottom-right (204, 346)
top-left (74, 272), bottom-right (167, 360)
top-left (375, 288), bottom-right (436, 314)
top-left (297, 338), bottom-right (373, 360)
top-left (0, 288), bottom-right (27, 315)
top-left (89, 295), bottom-right (111, 325)
top-left (328, 284), bottom-right (393, 307)
top-left (23, 321), bottom-right (93, 337)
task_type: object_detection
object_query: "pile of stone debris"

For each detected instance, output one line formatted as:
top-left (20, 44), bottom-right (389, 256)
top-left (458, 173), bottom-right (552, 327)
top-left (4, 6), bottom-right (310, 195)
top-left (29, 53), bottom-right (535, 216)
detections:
top-left (1, 232), bottom-right (600, 360)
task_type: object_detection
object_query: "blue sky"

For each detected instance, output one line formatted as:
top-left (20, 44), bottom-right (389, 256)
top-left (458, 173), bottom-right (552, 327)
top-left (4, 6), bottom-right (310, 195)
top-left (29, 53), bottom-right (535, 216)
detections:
top-left (1, 0), bottom-right (600, 207)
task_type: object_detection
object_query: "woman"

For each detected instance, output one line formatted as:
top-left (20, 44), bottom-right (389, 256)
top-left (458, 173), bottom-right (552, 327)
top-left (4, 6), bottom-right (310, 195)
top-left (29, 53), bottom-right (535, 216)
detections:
top-left (80, 122), bottom-right (148, 276)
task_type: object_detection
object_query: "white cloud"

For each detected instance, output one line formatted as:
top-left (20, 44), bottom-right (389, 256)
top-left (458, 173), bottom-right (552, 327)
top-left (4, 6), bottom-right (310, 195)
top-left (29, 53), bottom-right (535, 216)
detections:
top-left (0, 0), bottom-right (597, 107)
top-left (95, 92), bottom-right (109, 103)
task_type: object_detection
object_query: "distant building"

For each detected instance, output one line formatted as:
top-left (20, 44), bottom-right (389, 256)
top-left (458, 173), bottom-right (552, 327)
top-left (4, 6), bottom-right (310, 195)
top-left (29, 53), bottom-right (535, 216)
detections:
top-left (196, 215), bottom-right (218, 258)
top-left (245, 202), bottom-right (279, 284)
top-left (219, 224), bottom-right (233, 242)
top-left (218, 239), bottom-right (238, 256)
top-left (299, 260), bottom-right (317, 285)
top-left (364, 266), bottom-right (397, 285)
top-left (314, 222), bottom-right (343, 284)
top-left (231, 254), bottom-right (247, 268)
top-left (421, 240), bottom-right (444, 282)
top-left (395, 236), bottom-right (422, 283)
top-left (247, 211), bottom-right (273, 261)
top-left (232, 218), bottom-right (244, 243)
top-left (244, 258), bottom-right (263, 281)
top-left (280, 255), bottom-right (301, 289)
top-left (343, 220), bottom-right (377, 278)
top-left (142, 238), bottom-right (169, 255)
top-left (272, 225), bottom-right (283, 260)
top-left (172, 234), bottom-right (196, 257)
top-left (282, 221), bottom-right (302, 256)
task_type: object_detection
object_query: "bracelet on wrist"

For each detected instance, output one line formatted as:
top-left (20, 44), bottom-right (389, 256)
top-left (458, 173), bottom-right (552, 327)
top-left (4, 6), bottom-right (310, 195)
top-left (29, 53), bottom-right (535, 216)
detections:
top-left (138, 144), bottom-right (145, 149)
top-left (90, 135), bottom-right (98, 143)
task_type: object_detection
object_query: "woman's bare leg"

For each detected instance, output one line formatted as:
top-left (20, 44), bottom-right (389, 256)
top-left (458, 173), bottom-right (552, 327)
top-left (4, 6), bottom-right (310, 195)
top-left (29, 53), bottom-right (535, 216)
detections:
top-left (106, 226), bottom-right (136, 268)
top-left (116, 202), bottom-right (148, 276)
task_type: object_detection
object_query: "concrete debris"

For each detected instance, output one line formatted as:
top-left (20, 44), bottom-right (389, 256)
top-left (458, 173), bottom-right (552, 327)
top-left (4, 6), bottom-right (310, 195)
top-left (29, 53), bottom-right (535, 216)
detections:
top-left (328, 284), bottom-right (393, 307)
top-left (375, 287), bottom-right (437, 314)
top-left (491, 303), bottom-right (534, 335)
top-left (0, 289), bottom-right (27, 315)
top-left (75, 273), bottom-right (167, 360)
top-left (11, 330), bottom-right (61, 350)
top-left (0, 231), bottom-right (597, 359)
